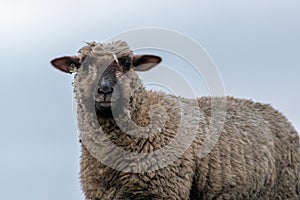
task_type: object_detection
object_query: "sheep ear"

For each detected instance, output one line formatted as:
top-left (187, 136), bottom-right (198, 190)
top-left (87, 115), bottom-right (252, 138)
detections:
top-left (133, 55), bottom-right (162, 71)
top-left (50, 56), bottom-right (81, 74)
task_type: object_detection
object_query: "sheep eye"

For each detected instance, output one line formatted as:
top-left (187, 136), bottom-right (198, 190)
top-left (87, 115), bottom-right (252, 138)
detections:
top-left (120, 57), bottom-right (131, 71)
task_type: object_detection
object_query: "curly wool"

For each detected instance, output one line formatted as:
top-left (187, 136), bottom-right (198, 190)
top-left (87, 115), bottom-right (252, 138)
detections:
top-left (78, 40), bottom-right (133, 61)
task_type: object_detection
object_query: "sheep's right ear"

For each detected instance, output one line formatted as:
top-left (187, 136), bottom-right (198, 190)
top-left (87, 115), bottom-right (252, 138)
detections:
top-left (50, 56), bottom-right (81, 74)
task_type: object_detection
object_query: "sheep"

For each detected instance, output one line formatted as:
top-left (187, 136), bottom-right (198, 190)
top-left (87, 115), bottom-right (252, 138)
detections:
top-left (51, 40), bottom-right (300, 200)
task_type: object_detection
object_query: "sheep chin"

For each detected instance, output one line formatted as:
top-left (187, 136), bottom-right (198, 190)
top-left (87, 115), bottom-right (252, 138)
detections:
top-left (95, 99), bottom-right (126, 119)
top-left (95, 103), bottom-right (113, 118)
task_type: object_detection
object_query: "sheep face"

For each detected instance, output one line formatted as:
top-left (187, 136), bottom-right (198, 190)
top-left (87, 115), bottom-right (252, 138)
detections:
top-left (89, 55), bottom-right (134, 118)
top-left (51, 41), bottom-right (162, 118)
top-left (82, 54), bottom-right (161, 118)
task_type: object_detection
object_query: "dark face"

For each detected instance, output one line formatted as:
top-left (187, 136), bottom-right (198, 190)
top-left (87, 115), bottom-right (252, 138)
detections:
top-left (92, 56), bottom-right (132, 118)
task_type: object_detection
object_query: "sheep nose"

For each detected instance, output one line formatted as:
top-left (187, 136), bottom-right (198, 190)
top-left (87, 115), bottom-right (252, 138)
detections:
top-left (97, 81), bottom-right (113, 94)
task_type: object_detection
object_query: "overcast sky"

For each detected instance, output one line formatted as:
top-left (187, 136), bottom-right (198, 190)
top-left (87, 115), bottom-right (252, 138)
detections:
top-left (0, 1), bottom-right (299, 199)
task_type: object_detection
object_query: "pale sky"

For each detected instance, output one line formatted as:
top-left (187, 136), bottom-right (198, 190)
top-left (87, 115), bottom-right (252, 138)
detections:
top-left (0, 1), bottom-right (299, 199)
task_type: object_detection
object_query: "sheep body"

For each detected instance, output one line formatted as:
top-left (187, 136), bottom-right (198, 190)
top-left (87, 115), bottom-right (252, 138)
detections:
top-left (79, 94), bottom-right (300, 199)
top-left (52, 41), bottom-right (300, 200)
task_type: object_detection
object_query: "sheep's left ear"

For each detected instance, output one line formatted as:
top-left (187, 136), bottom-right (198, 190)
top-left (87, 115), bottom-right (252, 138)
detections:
top-left (133, 55), bottom-right (162, 71)
top-left (50, 56), bottom-right (81, 74)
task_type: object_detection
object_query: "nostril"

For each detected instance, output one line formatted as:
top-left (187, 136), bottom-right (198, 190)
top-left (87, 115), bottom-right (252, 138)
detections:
top-left (97, 87), bottom-right (102, 94)
top-left (98, 85), bottom-right (113, 94)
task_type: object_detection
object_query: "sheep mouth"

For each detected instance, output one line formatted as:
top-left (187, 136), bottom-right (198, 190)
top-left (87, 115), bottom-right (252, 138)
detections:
top-left (95, 99), bottom-right (114, 107)
top-left (94, 94), bottom-right (119, 108)
top-left (94, 102), bottom-right (112, 112)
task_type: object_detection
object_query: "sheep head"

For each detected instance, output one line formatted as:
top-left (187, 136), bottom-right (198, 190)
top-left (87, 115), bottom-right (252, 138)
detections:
top-left (51, 41), bottom-right (162, 118)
